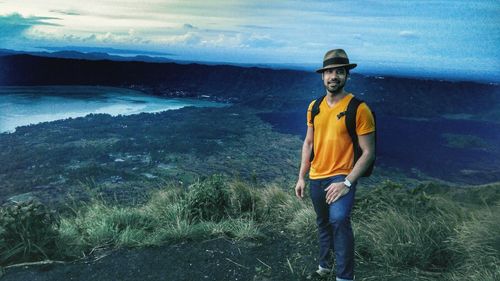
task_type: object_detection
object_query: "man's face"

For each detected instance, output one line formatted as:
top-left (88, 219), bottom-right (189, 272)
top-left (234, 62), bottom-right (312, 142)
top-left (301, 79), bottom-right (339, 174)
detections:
top-left (322, 67), bottom-right (347, 94)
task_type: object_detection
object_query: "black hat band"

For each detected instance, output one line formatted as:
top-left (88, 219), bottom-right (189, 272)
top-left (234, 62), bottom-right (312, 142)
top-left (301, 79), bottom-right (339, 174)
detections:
top-left (323, 57), bottom-right (349, 67)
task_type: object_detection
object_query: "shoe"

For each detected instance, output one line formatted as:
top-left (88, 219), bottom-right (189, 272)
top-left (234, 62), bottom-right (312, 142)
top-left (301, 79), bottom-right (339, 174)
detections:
top-left (306, 265), bottom-right (332, 279)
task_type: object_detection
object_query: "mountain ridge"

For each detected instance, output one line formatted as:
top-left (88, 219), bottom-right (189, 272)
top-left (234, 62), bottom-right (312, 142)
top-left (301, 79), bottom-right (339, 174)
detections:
top-left (1, 53), bottom-right (499, 120)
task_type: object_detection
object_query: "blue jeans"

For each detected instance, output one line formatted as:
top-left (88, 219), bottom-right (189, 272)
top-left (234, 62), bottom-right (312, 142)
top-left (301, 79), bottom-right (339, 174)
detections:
top-left (310, 174), bottom-right (356, 281)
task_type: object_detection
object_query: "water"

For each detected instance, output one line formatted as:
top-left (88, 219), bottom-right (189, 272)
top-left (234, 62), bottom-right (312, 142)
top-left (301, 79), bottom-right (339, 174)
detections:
top-left (0, 86), bottom-right (228, 133)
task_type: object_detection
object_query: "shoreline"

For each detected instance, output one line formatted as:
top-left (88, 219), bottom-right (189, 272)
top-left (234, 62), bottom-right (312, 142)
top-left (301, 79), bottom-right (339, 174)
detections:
top-left (0, 85), bottom-right (232, 134)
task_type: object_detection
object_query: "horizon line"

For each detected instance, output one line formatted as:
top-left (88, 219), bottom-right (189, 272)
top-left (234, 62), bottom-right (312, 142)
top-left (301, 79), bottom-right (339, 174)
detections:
top-left (2, 47), bottom-right (499, 85)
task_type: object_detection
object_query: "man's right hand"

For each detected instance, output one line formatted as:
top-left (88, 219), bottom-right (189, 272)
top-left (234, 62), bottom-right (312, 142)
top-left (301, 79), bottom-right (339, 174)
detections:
top-left (295, 178), bottom-right (306, 199)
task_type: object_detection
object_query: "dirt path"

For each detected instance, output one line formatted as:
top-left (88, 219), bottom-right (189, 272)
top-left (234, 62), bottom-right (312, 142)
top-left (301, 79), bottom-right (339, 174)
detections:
top-left (1, 234), bottom-right (314, 281)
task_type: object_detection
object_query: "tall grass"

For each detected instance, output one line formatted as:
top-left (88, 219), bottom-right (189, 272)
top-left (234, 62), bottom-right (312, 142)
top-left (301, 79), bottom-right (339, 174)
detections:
top-left (185, 174), bottom-right (230, 221)
top-left (443, 202), bottom-right (500, 281)
top-left (55, 175), bottom-right (268, 259)
top-left (285, 205), bottom-right (317, 240)
top-left (255, 183), bottom-right (305, 224)
top-left (354, 196), bottom-right (468, 270)
top-left (281, 180), bottom-right (499, 279)
top-left (1, 176), bottom-right (498, 281)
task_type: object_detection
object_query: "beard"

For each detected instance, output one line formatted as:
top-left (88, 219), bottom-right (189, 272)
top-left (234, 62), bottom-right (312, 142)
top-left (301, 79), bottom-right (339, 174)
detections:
top-left (325, 78), bottom-right (346, 95)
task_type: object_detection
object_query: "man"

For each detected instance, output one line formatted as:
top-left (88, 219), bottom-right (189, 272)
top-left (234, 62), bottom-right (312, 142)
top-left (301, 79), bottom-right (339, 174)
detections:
top-left (295, 49), bottom-right (375, 281)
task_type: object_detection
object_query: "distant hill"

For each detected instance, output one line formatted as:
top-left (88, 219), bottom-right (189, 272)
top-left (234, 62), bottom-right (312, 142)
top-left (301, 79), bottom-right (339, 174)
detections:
top-left (0, 53), bottom-right (499, 119)
top-left (0, 48), bottom-right (175, 63)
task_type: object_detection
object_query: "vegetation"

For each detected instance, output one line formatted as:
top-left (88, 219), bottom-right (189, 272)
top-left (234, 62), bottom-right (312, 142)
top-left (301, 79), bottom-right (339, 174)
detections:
top-left (0, 105), bottom-right (302, 205)
top-left (441, 133), bottom-right (490, 149)
top-left (1, 176), bottom-right (498, 280)
top-left (0, 200), bottom-right (58, 264)
top-left (185, 174), bottom-right (231, 221)
top-left (2, 90), bottom-right (499, 206)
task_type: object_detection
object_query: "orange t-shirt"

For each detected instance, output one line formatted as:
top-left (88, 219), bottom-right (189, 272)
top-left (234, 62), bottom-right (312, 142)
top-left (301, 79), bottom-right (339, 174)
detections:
top-left (306, 93), bottom-right (375, 179)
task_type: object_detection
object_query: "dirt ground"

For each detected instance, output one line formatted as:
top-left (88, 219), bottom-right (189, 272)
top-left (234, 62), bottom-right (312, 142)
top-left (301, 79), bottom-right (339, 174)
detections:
top-left (1, 232), bottom-right (321, 281)
top-left (1, 231), bottom-right (432, 281)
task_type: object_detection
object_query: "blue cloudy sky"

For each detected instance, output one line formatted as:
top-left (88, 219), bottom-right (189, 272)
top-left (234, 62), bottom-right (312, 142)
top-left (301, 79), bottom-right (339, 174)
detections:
top-left (1, 0), bottom-right (499, 81)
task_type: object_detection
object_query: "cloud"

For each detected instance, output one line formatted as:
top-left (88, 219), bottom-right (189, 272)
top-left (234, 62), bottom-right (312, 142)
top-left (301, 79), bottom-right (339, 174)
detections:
top-left (242, 33), bottom-right (285, 48)
top-left (182, 23), bottom-right (198, 30)
top-left (154, 29), bottom-right (238, 48)
top-left (25, 27), bottom-right (151, 46)
top-left (353, 34), bottom-right (363, 40)
top-left (1, 0), bottom-right (498, 80)
top-left (199, 32), bottom-right (283, 49)
top-left (49, 9), bottom-right (82, 16)
top-left (158, 31), bottom-right (202, 45)
top-left (0, 13), bottom-right (60, 41)
top-left (0, 13), bottom-right (60, 27)
top-left (399, 30), bottom-right (418, 39)
top-left (238, 24), bottom-right (272, 30)
top-left (85, 32), bottom-right (151, 44)
top-left (40, 45), bottom-right (175, 56)
top-left (151, 25), bottom-right (284, 50)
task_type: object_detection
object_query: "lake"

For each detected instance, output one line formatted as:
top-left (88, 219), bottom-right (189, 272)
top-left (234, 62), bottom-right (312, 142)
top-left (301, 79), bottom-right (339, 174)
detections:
top-left (0, 86), bottom-right (228, 133)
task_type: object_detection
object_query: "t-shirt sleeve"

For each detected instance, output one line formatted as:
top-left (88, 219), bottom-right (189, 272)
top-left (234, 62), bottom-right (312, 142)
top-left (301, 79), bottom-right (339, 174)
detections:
top-left (356, 103), bottom-right (375, 135)
top-left (306, 100), bottom-right (315, 127)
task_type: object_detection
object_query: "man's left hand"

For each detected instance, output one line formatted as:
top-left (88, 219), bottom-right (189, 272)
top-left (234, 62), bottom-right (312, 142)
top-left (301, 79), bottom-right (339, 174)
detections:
top-left (324, 182), bottom-right (350, 204)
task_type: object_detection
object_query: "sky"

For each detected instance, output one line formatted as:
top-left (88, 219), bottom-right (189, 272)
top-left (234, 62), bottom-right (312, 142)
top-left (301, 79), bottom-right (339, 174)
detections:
top-left (1, 0), bottom-right (499, 82)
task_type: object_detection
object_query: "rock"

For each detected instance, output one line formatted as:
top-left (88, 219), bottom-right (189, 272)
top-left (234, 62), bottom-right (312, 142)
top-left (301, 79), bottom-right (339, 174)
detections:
top-left (7, 192), bottom-right (37, 204)
top-left (157, 163), bottom-right (175, 170)
top-left (141, 173), bottom-right (157, 179)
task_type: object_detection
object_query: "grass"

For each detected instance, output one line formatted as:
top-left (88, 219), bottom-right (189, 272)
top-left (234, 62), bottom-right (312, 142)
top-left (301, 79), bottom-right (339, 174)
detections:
top-left (55, 175), bottom-right (266, 258)
top-left (441, 133), bottom-right (490, 150)
top-left (443, 202), bottom-right (500, 281)
top-left (1, 176), bottom-right (499, 280)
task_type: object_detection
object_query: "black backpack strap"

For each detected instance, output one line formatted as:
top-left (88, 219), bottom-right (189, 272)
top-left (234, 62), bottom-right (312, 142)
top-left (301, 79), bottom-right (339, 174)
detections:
top-left (345, 97), bottom-right (376, 177)
top-left (310, 95), bottom-right (325, 127)
top-left (345, 97), bottom-right (363, 166)
top-left (309, 95), bottom-right (325, 162)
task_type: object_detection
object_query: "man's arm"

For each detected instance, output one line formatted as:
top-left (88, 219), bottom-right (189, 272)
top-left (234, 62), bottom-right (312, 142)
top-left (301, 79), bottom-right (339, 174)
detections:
top-left (325, 131), bottom-right (375, 204)
top-left (295, 126), bottom-right (314, 198)
top-left (345, 132), bottom-right (375, 184)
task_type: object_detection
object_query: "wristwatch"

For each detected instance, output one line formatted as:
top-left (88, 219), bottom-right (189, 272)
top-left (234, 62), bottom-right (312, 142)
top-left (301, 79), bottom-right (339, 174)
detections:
top-left (343, 178), bottom-right (352, 188)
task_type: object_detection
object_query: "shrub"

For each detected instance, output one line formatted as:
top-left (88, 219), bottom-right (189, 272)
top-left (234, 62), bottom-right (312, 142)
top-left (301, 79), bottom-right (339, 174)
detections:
top-left (147, 218), bottom-right (204, 244)
top-left (445, 203), bottom-right (500, 280)
top-left (353, 182), bottom-right (467, 270)
top-left (286, 205), bottom-right (317, 239)
top-left (353, 180), bottom-right (432, 219)
top-left (0, 200), bottom-right (58, 265)
top-left (185, 174), bottom-right (230, 221)
top-left (227, 180), bottom-right (260, 217)
top-left (223, 218), bottom-right (263, 240)
top-left (355, 208), bottom-right (438, 268)
top-left (57, 200), bottom-right (156, 257)
top-left (144, 188), bottom-right (188, 224)
top-left (255, 184), bottom-right (304, 224)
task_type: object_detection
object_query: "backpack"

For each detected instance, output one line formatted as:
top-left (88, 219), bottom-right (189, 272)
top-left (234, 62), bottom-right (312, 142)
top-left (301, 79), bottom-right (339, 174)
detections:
top-left (309, 95), bottom-right (376, 177)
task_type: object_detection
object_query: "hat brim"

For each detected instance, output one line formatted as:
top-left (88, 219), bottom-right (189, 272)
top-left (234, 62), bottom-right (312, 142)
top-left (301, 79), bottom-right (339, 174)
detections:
top-left (315, 63), bottom-right (357, 73)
